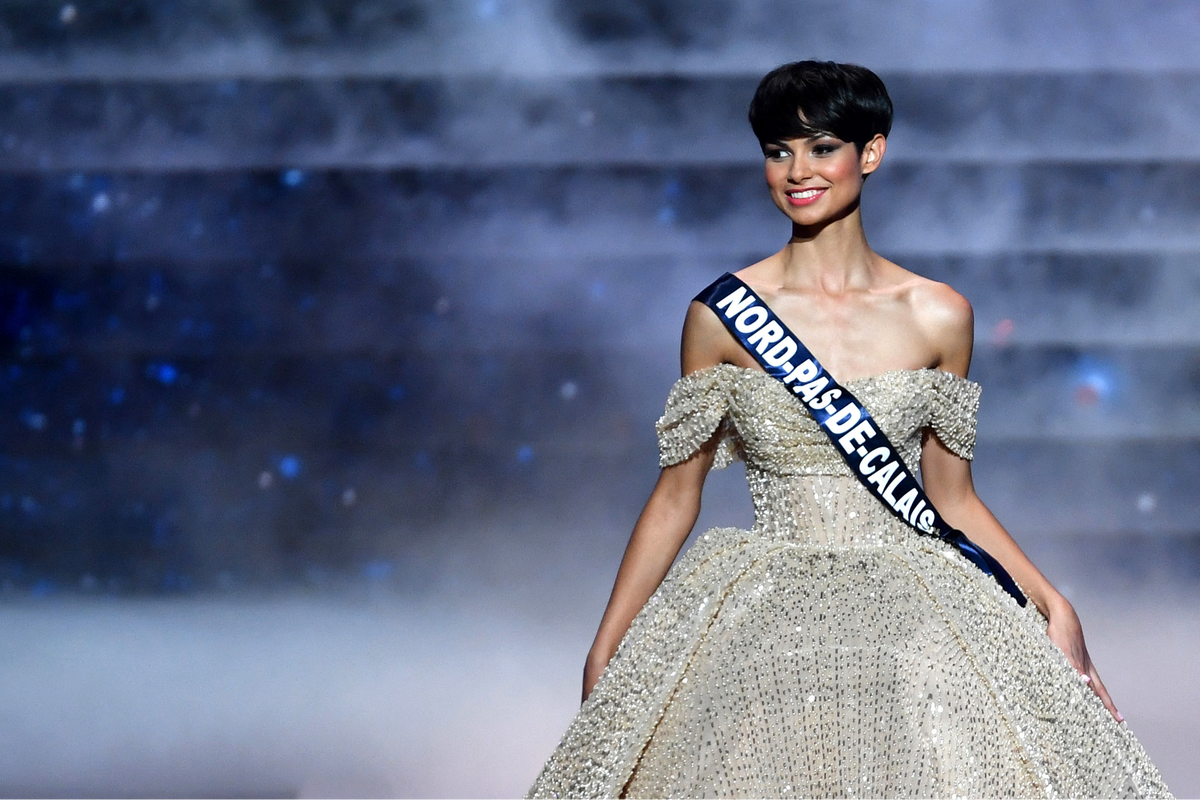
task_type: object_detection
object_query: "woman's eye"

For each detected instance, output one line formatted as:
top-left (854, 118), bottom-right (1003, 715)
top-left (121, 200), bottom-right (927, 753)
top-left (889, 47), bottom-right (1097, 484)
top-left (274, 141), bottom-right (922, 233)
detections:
top-left (812, 144), bottom-right (837, 156)
top-left (765, 149), bottom-right (790, 160)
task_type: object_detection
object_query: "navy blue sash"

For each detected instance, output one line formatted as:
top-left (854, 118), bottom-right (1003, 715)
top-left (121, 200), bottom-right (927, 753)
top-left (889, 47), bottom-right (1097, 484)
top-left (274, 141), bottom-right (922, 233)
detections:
top-left (695, 272), bottom-right (1026, 606)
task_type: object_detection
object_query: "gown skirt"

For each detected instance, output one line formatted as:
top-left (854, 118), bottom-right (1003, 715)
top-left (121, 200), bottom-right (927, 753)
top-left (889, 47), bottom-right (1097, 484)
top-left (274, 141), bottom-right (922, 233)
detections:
top-left (527, 364), bottom-right (1172, 798)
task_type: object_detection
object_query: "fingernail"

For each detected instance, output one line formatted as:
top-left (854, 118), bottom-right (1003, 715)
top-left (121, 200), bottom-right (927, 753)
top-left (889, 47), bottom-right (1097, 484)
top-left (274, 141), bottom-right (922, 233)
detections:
top-left (1081, 674), bottom-right (1091, 683)
top-left (1117, 712), bottom-right (1125, 722)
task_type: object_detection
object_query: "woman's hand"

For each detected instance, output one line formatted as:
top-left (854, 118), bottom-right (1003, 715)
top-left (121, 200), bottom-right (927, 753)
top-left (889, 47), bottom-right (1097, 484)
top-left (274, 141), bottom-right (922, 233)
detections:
top-left (582, 641), bottom-right (617, 703)
top-left (1045, 595), bottom-right (1123, 722)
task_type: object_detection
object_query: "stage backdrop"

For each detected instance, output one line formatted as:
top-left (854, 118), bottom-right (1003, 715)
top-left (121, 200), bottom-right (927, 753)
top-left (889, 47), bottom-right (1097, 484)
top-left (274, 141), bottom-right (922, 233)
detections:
top-left (0, 1), bottom-right (1197, 797)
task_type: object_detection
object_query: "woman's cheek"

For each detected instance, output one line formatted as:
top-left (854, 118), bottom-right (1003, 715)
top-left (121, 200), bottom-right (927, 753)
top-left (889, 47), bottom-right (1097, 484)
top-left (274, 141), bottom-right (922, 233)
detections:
top-left (825, 155), bottom-right (860, 183)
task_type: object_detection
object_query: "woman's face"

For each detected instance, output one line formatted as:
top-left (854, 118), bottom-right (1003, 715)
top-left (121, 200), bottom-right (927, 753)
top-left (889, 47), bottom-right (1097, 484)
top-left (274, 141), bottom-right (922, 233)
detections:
top-left (762, 133), bottom-right (885, 228)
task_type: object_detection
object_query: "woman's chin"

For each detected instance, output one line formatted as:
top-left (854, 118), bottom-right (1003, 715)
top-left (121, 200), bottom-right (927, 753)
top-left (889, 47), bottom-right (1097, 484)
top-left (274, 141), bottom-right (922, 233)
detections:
top-left (782, 198), bottom-right (859, 228)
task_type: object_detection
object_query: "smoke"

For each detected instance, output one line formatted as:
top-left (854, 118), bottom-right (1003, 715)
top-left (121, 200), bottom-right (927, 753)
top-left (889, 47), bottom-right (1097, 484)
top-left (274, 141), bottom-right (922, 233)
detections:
top-left (2, 0), bottom-right (1199, 795)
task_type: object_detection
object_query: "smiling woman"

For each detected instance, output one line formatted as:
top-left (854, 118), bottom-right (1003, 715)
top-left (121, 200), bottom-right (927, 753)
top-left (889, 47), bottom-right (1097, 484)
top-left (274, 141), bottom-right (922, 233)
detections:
top-left (751, 62), bottom-right (891, 237)
top-left (527, 61), bottom-right (1172, 799)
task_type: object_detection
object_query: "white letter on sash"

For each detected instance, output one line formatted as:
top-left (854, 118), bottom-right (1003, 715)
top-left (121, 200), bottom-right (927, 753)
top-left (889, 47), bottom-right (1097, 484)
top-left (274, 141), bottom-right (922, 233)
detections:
top-left (838, 419), bottom-right (877, 453)
top-left (882, 473), bottom-right (906, 505)
top-left (782, 357), bottom-right (816, 383)
top-left (867, 460), bottom-right (898, 491)
top-left (796, 377), bottom-right (828, 401)
top-left (715, 286), bottom-right (755, 318)
top-left (825, 403), bottom-right (862, 434)
top-left (893, 488), bottom-right (918, 518)
top-left (747, 320), bottom-right (784, 353)
top-left (859, 447), bottom-right (890, 474)
top-left (763, 337), bottom-right (798, 367)
top-left (809, 388), bottom-right (843, 410)
top-left (735, 306), bottom-right (769, 332)
top-left (908, 499), bottom-right (927, 525)
top-left (917, 509), bottom-right (936, 532)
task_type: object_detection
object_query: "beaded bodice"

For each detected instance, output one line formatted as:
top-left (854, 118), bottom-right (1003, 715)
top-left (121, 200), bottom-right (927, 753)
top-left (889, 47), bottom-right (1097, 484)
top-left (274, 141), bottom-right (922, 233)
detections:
top-left (656, 364), bottom-right (982, 545)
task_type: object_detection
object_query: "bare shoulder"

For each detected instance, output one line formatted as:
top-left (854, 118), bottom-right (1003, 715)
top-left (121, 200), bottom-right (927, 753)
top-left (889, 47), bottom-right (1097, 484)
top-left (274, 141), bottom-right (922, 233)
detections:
top-left (909, 277), bottom-right (973, 334)
top-left (680, 297), bottom-right (736, 376)
top-left (898, 269), bottom-right (974, 377)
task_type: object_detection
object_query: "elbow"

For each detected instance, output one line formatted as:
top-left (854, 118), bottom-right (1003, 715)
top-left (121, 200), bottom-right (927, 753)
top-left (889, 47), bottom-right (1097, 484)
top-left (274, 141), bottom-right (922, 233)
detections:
top-left (652, 483), bottom-right (702, 523)
top-left (650, 465), bottom-right (705, 518)
top-left (927, 485), bottom-right (984, 527)
top-left (656, 467), bottom-right (703, 504)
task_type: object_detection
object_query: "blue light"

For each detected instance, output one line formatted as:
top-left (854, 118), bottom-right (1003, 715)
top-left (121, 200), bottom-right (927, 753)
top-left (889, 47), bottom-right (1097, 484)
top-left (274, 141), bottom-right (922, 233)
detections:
top-left (282, 169), bottom-right (306, 187)
top-left (516, 444), bottom-right (535, 464)
top-left (109, 386), bottom-right (125, 405)
top-left (155, 364), bottom-right (177, 385)
top-left (1071, 356), bottom-right (1122, 407)
top-left (19, 410), bottom-right (47, 431)
top-left (278, 455), bottom-right (302, 479)
top-left (1079, 371), bottom-right (1112, 397)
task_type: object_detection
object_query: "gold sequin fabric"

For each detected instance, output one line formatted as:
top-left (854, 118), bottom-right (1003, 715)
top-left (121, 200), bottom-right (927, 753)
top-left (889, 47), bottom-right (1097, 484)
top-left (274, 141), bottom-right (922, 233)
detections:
top-left (528, 364), bottom-right (1171, 799)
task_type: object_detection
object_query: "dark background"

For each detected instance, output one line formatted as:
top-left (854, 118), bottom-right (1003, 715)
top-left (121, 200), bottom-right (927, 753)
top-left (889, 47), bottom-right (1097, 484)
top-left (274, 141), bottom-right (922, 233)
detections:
top-left (0, 1), bottom-right (1197, 797)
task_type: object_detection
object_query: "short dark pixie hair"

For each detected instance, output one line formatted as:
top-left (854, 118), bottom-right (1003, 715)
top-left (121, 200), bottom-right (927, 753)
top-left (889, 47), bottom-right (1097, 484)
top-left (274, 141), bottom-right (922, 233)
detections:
top-left (749, 61), bottom-right (893, 152)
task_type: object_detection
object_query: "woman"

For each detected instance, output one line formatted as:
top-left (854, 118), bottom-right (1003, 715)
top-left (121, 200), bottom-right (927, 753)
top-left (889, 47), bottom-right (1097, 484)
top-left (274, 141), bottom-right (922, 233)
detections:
top-left (529, 61), bottom-right (1170, 798)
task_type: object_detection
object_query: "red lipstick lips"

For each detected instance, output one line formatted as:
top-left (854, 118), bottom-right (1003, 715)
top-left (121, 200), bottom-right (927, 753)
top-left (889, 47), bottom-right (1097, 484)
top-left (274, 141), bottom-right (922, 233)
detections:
top-left (785, 187), bottom-right (828, 206)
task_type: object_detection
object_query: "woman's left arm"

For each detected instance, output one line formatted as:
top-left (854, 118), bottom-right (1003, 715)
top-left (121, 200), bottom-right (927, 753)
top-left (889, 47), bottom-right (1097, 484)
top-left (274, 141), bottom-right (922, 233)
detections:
top-left (918, 283), bottom-right (1122, 721)
top-left (921, 440), bottom-right (1121, 722)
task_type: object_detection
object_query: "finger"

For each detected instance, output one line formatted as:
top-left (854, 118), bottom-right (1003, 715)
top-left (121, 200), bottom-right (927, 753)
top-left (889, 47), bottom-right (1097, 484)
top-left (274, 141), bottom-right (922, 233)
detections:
top-left (1088, 666), bottom-right (1122, 722)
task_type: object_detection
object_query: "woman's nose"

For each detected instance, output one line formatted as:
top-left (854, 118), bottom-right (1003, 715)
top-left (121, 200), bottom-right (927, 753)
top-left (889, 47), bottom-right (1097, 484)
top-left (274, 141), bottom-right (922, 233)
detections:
top-left (788, 155), bottom-right (813, 182)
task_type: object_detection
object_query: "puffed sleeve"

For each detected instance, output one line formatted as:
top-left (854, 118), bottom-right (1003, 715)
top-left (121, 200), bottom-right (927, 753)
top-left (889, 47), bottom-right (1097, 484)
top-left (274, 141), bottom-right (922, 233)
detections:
top-left (928, 370), bottom-right (982, 460)
top-left (655, 363), bottom-right (742, 470)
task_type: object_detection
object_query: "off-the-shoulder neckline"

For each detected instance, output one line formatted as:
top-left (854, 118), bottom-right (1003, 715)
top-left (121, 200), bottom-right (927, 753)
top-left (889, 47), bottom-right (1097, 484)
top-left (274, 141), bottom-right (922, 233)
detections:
top-left (684, 363), bottom-right (978, 388)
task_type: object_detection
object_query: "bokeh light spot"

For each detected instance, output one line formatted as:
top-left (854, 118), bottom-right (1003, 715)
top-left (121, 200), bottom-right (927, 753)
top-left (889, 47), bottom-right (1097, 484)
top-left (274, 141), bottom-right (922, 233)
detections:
top-left (278, 456), bottom-right (302, 479)
top-left (992, 318), bottom-right (1014, 345)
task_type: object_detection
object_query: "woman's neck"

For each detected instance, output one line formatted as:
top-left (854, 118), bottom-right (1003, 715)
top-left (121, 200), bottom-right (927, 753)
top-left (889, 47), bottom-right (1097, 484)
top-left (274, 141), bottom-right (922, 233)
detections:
top-left (776, 205), bottom-right (877, 293)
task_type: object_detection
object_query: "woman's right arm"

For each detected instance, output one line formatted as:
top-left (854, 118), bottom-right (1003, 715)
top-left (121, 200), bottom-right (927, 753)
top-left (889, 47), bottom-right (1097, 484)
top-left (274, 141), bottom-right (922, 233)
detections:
top-left (582, 445), bottom-right (716, 701)
top-left (581, 300), bottom-right (735, 702)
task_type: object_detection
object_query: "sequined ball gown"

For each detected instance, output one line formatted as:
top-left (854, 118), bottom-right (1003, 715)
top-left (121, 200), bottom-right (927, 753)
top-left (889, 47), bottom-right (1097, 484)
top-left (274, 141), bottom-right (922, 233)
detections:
top-left (528, 364), bottom-right (1171, 799)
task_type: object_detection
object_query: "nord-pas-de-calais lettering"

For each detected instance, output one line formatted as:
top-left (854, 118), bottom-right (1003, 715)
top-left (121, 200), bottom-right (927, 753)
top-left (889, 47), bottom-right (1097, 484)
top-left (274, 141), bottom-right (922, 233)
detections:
top-left (713, 283), bottom-right (937, 534)
top-left (699, 272), bottom-right (1024, 605)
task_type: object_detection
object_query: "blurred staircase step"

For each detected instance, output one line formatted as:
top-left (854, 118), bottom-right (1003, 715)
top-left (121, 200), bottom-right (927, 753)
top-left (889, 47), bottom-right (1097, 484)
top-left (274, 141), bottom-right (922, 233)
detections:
top-left (4, 72), bottom-right (1200, 170)
top-left (3, 163), bottom-right (1200, 262)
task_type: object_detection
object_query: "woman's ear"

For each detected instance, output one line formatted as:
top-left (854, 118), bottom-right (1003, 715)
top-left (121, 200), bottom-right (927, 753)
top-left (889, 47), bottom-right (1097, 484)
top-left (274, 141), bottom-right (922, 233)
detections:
top-left (860, 134), bottom-right (887, 176)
